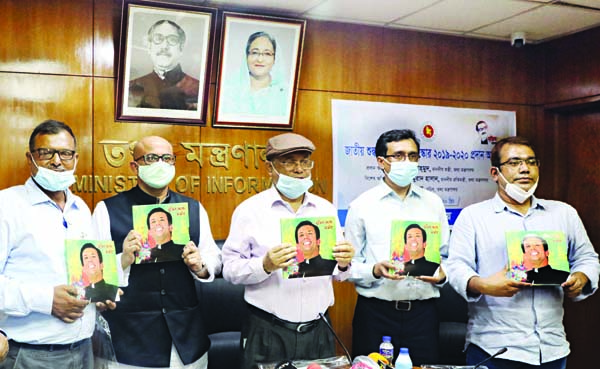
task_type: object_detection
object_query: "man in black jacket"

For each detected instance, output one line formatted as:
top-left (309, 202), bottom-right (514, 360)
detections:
top-left (92, 136), bottom-right (221, 369)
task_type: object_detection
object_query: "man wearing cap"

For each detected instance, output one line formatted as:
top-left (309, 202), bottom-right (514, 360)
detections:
top-left (222, 133), bottom-right (355, 369)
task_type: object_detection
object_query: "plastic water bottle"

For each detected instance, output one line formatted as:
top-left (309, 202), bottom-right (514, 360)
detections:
top-left (395, 347), bottom-right (412, 369)
top-left (378, 336), bottom-right (394, 364)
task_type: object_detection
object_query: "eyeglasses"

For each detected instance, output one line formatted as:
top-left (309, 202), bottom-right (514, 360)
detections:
top-left (499, 157), bottom-right (540, 168)
top-left (247, 50), bottom-right (275, 58)
top-left (31, 148), bottom-right (76, 161)
top-left (150, 33), bottom-right (181, 47)
top-left (383, 152), bottom-right (420, 162)
top-left (134, 153), bottom-right (176, 165)
top-left (274, 159), bottom-right (314, 171)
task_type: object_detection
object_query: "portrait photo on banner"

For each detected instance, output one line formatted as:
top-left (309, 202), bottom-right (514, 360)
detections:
top-left (115, 0), bottom-right (216, 125)
top-left (213, 12), bottom-right (306, 129)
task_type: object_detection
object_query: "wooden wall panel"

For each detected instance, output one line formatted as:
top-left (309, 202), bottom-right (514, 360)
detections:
top-left (302, 20), bottom-right (541, 105)
top-left (558, 110), bottom-right (600, 369)
top-left (94, 0), bottom-right (121, 77)
top-left (380, 31), bottom-right (540, 104)
top-left (544, 27), bottom-right (600, 105)
top-left (331, 281), bottom-right (358, 355)
top-left (0, 0), bottom-right (93, 76)
top-left (300, 21), bottom-right (385, 94)
top-left (0, 73), bottom-right (92, 202)
top-left (199, 124), bottom-right (274, 240)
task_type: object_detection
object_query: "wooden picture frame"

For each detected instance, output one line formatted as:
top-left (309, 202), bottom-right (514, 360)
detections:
top-left (213, 12), bottom-right (306, 130)
top-left (115, 0), bottom-right (215, 125)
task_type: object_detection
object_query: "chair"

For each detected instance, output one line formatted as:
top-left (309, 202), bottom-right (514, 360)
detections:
top-left (436, 283), bottom-right (468, 365)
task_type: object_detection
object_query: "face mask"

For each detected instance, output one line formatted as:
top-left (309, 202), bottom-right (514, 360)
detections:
top-left (272, 165), bottom-right (313, 200)
top-left (384, 160), bottom-right (419, 187)
top-left (496, 169), bottom-right (538, 204)
top-left (138, 161), bottom-right (175, 189)
top-left (32, 160), bottom-right (76, 192)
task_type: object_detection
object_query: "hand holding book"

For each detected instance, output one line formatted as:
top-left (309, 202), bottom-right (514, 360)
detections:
top-left (122, 230), bottom-right (143, 269)
top-left (263, 243), bottom-right (297, 274)
top-left (182, 241), bottom-right (209, 278)
top-left (331, 241), bottom-right (354, 270)
top-left (563, 271), bottom-right (589, 298)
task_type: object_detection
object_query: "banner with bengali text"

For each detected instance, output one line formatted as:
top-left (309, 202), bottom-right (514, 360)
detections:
top-left (332, 100), bottom-right (516, 226)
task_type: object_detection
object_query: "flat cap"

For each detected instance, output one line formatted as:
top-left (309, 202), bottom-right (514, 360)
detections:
top-left (265, 133), bottom-right (315, 160)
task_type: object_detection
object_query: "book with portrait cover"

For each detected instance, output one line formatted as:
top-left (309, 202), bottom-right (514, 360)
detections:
top-left (132, 202), bottom-right (190, 264)
top-left (281, 216), bottom-right (337, 279)
top-left (506, 230), bottom-right (569, 286)
top-left (389, 220), bottom-right (442, 277)
top-left (65, 239), bottom-right (119, 302)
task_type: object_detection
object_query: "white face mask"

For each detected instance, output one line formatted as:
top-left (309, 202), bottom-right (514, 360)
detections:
top-left (384, 160), bottom-right (419, 187)
top-left (32, 159), bottom-right (76, 192)
top-left (496, 169), bottom-right (538, 204)
top-left (272, 165), bottom-right (313, 200)
top-left (138, 161), bottom-right (175, 189)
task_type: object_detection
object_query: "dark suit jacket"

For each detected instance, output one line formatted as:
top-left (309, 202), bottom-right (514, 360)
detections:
top-left (84, 279), bottom-right (118, 302)
top-left (526, 265), bottom-right (569, 285)
top-left (288, 255), bottom-right (337, 278)
top-left (142, 240), bottom-right (185, 263)
top-left (129, 64), bottom-right (199, 110)
top-left (403, 256), bottom-right (439, 277)
top-left (102, 186), bottom-right (209, 367)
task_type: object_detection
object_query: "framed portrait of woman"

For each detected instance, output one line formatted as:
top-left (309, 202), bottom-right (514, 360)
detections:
top-left (213, 12), bottom-right (306, 130)
top-left (115, 0), bottom-right (216, 125)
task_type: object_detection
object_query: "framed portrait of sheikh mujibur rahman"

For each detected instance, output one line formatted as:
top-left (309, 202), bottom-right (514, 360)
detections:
top-left (115, 0), bottom-right (216, 125)
top-left (213, 12), bottom-right (306, 130)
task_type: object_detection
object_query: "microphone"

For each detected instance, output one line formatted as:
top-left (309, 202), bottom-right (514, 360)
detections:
top-left (318, 313), bottom-right (352, 364)
top-left (473, 347), bottom-right (508, 369)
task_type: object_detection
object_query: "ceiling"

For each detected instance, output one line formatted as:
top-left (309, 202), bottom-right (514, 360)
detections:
top-left (199, 0), bottom-right (600, 44)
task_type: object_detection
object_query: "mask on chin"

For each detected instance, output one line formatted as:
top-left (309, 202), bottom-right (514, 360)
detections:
top-left (272, 165), bottom-right (313, 200)
top-left (496, 169), bottom-right (538, 204)
top-left (32, 160), bottom-right (76, 192)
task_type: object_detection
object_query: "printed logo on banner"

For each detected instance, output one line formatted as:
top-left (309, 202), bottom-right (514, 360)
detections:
top-left (420, 121), bottom-right (436, 142)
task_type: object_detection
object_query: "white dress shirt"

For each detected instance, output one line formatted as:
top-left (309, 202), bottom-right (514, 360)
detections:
top-left (345, 182), bottom-right (450, 301)
top-left (0, 178), bottom-right (95, 344)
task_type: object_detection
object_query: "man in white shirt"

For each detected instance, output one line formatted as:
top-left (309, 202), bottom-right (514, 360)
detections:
top-left (345, 129), bottom-right (449, 365)
top-left (0, 120), bottom-right (116, 369)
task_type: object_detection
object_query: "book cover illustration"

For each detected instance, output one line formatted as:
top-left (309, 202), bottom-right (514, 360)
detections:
top-left (506, 230), bottom-right (569, 286)
top-left (281, 216), bottom-right (337, 279)
top-left (132, 202), bottom-right (190, 264)
top-left (389, 221), bottom-right (442, 277)
top-left (65, 239), bottom-right (119, 302)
